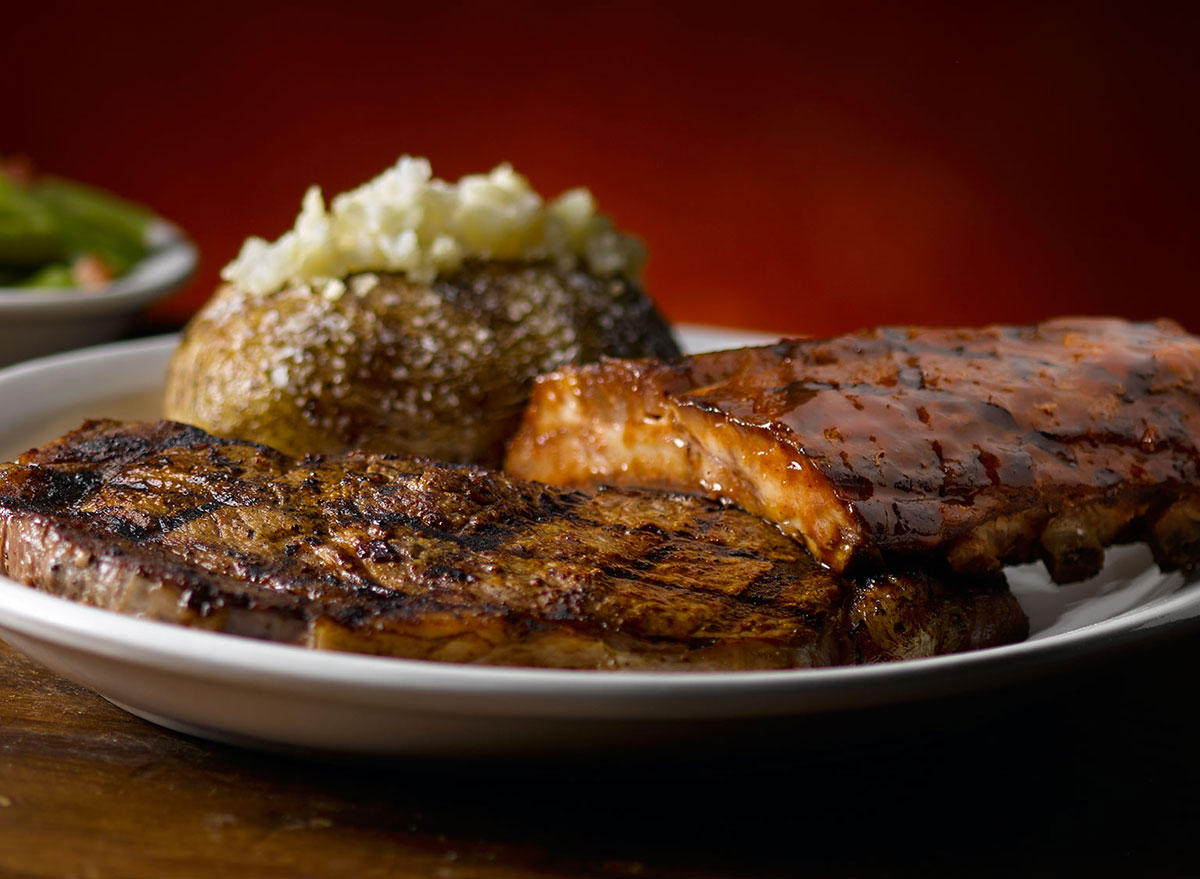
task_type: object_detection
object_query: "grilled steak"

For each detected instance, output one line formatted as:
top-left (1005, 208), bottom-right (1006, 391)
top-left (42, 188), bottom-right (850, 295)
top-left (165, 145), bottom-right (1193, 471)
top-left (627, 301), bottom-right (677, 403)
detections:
top-left (0, 420), bottom-right (1027, 669)
top-left (505, 317), bottom-right (1200, 582)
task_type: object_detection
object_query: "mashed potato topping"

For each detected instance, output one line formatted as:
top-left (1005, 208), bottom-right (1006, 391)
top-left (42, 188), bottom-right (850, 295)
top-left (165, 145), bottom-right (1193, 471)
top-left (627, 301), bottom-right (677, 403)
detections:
top-left (221, 157), bottom-right (645, 296)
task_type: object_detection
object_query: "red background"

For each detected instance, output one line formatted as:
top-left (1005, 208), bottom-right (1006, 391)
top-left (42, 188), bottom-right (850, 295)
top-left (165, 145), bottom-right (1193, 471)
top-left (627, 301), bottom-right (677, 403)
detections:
top-left (8, 2), bottom-right (1199, 334)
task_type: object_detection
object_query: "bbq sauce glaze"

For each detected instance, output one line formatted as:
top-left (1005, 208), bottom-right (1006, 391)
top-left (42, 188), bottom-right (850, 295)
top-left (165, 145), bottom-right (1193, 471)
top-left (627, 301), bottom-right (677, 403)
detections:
top-left (665, 318), bottom-right (1200, 551)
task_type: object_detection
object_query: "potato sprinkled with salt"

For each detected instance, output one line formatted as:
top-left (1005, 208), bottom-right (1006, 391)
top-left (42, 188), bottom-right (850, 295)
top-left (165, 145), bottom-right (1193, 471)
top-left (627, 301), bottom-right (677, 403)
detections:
top-left (168, 157), bottom-right (678, 465)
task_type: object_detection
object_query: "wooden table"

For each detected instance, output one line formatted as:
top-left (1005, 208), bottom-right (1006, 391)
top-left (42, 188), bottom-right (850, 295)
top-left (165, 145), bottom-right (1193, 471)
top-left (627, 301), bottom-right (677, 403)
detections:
top-left (1, 627), bottom-right (1198, 878)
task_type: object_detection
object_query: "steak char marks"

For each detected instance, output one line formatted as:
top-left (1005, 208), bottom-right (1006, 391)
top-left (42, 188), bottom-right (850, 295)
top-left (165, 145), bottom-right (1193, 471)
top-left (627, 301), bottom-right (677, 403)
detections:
top-left (0, 420), bottom-right (1026, 669)
top-left (505, 318), bottom-right (1200, 582)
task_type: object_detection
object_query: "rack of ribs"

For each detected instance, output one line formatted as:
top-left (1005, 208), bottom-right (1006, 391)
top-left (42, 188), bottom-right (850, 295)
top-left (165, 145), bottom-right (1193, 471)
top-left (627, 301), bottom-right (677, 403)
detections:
top-left (0, 420), bottom-right (1026, 669)
top-left (505, 317), bottom-right (1200, 582)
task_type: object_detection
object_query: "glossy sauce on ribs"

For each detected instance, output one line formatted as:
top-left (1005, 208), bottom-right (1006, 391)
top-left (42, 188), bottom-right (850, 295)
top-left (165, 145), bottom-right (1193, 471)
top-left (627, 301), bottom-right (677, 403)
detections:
top-left (0, 420), bottom-right (1026, 670)
top-left (505, 318), bottom-right (1200, 581)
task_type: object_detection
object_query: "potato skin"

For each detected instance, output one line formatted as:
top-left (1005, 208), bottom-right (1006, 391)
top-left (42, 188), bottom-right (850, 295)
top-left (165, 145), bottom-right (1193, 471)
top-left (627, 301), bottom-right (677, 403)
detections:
top-left (164, 262), bottom-right (680, 465)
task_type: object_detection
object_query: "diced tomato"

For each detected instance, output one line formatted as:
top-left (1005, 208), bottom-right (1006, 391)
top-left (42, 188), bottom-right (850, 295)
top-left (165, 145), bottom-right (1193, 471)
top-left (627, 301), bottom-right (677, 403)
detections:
top-left (71, 253), bottom-right (113, 290)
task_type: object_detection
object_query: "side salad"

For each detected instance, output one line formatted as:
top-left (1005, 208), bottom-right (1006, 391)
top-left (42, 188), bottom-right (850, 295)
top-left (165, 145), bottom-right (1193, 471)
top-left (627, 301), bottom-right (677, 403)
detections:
top-left (0, 157), bottom-right (151, 290)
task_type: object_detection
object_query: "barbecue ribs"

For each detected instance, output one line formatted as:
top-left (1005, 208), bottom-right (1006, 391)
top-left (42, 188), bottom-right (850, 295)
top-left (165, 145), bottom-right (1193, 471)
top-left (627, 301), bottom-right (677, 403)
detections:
top-left (505, 318), bottom-right (1200, 582)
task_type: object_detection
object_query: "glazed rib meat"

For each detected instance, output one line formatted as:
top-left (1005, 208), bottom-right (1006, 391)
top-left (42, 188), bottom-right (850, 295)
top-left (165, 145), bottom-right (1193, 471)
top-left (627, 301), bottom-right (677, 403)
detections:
top-left (505, 317), bottom-right (1200, 582)
top-left (0, 420), bottom-right (1027, 669)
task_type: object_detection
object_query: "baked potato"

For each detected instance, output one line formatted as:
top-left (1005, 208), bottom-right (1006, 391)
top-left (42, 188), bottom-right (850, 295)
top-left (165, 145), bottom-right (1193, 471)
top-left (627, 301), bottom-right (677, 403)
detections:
top-left (164, 262), bottom-right (680, 465)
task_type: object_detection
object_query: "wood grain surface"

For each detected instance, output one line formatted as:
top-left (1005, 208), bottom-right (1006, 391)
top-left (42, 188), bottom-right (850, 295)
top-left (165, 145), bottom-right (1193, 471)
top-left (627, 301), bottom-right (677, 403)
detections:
top-left (1, 627), bottom-right (1199, 878)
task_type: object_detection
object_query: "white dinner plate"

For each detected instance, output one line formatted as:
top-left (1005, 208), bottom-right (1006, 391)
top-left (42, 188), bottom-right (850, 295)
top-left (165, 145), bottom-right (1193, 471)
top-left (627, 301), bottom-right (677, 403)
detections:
top-left (0, 330), bottom-right (1198, 758)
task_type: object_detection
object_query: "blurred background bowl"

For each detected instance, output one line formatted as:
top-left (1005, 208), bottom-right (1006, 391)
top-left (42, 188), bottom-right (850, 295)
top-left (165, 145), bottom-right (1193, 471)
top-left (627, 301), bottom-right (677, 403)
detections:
top-left (0, 220), bottom-right (195, 368)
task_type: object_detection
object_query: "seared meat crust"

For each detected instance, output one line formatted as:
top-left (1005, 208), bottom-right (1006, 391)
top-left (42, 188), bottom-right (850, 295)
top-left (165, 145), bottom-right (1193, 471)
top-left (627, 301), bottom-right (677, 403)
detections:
top-left (0, 420), bottom-right (1026, 669)
top-left (505, 317), bottom-right (1200, 581)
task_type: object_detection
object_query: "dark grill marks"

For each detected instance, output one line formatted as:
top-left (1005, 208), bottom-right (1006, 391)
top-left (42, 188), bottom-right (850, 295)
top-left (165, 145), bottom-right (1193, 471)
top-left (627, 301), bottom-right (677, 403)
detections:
top-left (0, 466), bottom-right (102, 513)
top-left (0, 420), bottom-right (1029, 669)
top-left (89, 509), bottom-right (149, 543)
top-left (155, 500), bottom-right (230, 534)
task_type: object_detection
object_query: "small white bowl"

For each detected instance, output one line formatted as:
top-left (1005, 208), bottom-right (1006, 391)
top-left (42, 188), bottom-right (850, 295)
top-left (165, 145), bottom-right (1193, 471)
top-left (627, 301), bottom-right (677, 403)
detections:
top-left (0, 220), bottom-right (196, 367)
